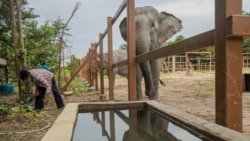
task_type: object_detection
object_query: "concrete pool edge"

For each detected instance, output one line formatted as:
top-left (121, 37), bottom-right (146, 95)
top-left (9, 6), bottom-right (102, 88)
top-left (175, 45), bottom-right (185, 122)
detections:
top-left (40, 103), bottom-right (79, 141)
top-left (146, 100), bottom-right (250, 141)
top-left (41, 101), bottom-right (250, 141)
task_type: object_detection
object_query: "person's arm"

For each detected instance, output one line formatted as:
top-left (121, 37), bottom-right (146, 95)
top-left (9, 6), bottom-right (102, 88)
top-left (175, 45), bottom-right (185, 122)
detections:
top-left (35, 86), bottom-right (40, 96)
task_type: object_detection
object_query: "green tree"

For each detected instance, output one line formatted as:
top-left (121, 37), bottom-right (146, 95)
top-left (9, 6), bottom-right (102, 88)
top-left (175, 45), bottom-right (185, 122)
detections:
top-left (0, 0), bottom-right (38, 82)
top-left (167, 35), bottom-right (185, 45)
top-left (23, 18), bottom-right (69, 69)
top-left (243, 38), bottom-right (250, 53)
top-left (119, 43), bottom-right (127, 50)
top-left (0, 0), bottom-right (72, 96)
top-left (0, 1), bottom-right (71, 71)
top-left (242, 11), bottom-right (250, 53)
top-left (23, 18), bottom-right (73, 90)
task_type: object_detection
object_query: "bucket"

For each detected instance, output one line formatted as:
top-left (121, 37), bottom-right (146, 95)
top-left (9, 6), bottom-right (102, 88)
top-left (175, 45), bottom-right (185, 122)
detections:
top-left (0, 84), bottom-right (14, 94)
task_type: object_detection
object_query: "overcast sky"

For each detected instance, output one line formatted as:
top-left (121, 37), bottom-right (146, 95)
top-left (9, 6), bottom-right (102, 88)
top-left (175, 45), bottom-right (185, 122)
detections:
top-left (29, 0), bottom-right (250, 58)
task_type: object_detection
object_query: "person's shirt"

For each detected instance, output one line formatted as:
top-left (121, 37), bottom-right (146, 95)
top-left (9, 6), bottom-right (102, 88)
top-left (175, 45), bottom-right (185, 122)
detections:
top-left (30, 69), bottom-right (54, 93)
top-left (41, 64), bottom-right (50, 71)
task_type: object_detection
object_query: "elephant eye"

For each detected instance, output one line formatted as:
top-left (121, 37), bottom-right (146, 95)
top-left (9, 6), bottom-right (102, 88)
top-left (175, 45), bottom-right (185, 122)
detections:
top-left (151, 22), bottom-right (154, 28)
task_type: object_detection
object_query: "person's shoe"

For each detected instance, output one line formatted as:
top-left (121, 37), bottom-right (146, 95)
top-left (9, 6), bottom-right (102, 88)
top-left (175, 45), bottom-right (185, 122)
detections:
top-left (58, 107), bottom-right (64, 111)
top-left (35, 109), bottom-right (42, 113)
top-left (57, 106), bottom-right (64, 110)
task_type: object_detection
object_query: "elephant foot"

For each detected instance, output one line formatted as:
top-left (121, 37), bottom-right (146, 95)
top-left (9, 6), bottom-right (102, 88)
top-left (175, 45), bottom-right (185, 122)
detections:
top-left (137, 95), bottom-right (143, 101)
top-left (148, 93), bottom-right (159, 100)
top-left (145, 90), bottom-right (152, 97)
top-left (148, 97), bottom-right (156, 100)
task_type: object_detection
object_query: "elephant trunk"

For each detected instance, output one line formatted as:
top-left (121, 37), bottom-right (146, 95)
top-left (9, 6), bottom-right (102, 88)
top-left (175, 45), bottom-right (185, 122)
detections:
top-left (140, 62), bottom-right (153, 96)
top-left (136, 41), bottom-right (153, 97)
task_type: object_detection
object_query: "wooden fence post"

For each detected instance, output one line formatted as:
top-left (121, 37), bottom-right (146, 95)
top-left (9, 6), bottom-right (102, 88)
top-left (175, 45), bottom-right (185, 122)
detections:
top-left (215, 0), bottom-right (243, 132)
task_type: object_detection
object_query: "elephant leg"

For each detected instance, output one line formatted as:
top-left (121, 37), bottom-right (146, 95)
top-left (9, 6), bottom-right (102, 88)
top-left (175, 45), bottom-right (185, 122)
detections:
top-left (140, 62), bottom-right (153, 97)
top-left (149, 59), bottom-right (160, 100)
top-left (113, 68), bottom-right (118, 86)
top-left (136, 64), bottom-right (143, 100)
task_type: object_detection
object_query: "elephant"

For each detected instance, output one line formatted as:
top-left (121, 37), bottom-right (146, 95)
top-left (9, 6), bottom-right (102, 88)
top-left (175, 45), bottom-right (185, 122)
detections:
top-left (97, 49), bottom-right (129, 86)
top-left (97, 49), bottom-right (128, 79)
top-left (97, 49), bottom-right (166, 95)
top-left (119, 6), bottom-right (182, 100)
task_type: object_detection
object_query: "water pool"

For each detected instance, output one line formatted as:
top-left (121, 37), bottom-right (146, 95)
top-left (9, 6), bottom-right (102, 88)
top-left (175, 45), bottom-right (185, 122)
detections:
top-left (73, 108), bottom-right (210, 141)
top-left (41, 101), bottom-right (250, 141)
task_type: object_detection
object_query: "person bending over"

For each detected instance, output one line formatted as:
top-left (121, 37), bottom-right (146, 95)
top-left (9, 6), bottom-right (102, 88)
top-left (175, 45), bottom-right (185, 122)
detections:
top-left (19, 69), bottom-right (64, 111)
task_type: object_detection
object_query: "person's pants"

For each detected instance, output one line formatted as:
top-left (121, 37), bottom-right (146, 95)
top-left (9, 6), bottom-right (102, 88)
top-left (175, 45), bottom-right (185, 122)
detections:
top-left (35, 77), bottom-right (64, 109)
top-left (35, 87), bottom-right (46, 109)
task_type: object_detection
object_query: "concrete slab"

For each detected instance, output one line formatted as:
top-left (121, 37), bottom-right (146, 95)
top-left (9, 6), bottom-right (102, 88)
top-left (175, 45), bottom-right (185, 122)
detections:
top-left (41, 103), bottom-right (79, 141)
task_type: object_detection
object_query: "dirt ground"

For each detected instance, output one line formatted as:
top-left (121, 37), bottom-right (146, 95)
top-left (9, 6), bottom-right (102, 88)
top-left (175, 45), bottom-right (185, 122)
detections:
top-left (0, 71), bottom-right (250, 141)
top-left (107, 71), bottom-right (250, 136)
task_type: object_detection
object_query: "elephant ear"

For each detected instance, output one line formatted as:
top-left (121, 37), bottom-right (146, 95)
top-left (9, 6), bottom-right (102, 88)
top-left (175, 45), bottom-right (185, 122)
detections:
top-left (119, 17), bottom-right (128, 41)
top-left (158, 12), bottom-right (182, 44)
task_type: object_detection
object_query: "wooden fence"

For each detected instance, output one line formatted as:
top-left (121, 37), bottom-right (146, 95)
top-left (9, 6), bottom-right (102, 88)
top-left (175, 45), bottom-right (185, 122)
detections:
top-left (162, 52), bottom-right (250, 72)
top-left (62, 0), bottom-right (250, 132)
top-left (162, 52), bottom-right (214, 72)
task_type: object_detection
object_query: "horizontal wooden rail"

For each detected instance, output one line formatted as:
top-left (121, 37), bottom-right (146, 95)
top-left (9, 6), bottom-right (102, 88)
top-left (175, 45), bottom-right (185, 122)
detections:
top-left (96, 0), bottom-right (126, 47)
top-left (62, 53), bottom-right (89, 92)
top-left (136, 30), bottom-right (215, 63)
top-left (112, 30), bottom-right (215, 68)
top-left (226, 15), bottom-right (250, 37)
top-left (113, 59), bottom-right (127, 68)
top-left (112, 0), bottom-right (127, 25)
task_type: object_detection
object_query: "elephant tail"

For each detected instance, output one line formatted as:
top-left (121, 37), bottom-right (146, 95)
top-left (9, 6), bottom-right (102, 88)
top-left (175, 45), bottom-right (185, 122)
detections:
top-left (159, 79), bottom-right (166, 87)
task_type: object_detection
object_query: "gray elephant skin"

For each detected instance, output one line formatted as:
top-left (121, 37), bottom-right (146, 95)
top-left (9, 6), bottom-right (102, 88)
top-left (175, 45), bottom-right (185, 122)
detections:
top-left (98, 49), bottom-right (128, 79)
top-left (119, 6), bottom-right (182, 100)
top-left (97, 49), bottom-right (166, 90)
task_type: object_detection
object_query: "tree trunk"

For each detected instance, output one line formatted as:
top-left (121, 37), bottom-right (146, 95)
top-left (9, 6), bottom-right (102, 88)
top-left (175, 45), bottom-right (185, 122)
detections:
top-left (9, 0), bottom-right (22, 100)
top-left (58, 2), bottom-right (80, 92)
top-left (0, 0), bottom-right (3, 8)
top-left (16, 0), bottom-right (26, 67)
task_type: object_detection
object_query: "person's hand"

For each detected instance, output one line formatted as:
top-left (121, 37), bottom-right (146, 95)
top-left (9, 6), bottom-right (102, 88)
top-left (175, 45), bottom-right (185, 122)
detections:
top-left (35, 89), bottom-right (40, 97)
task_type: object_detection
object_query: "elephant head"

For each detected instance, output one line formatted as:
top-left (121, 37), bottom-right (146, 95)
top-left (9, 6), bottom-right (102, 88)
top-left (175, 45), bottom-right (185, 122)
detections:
top-left (97, 52), bottom-right (109, 69)
top-left (119, 6), bottom-right (182, 99)
top-left (97, 49), bottom-right (128, 85)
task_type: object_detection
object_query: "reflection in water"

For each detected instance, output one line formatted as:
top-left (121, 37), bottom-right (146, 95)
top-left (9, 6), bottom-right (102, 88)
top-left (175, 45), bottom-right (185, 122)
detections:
top-left (73, 109), bottom-right (209, 141)
top-left (122, 109), bottom-right (181, 141)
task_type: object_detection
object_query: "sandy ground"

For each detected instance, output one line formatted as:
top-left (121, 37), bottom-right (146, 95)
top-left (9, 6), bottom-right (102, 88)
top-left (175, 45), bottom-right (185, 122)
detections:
top-left (103, 71), bottom-right (250, 136)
